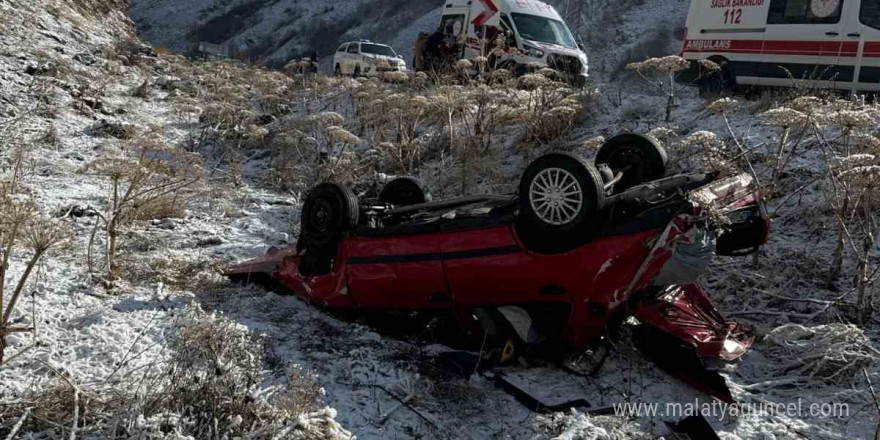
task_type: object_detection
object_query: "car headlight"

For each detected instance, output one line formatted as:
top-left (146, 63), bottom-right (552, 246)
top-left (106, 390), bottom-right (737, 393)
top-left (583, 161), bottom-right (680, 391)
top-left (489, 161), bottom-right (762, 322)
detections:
top-left (522, 44), bottom-right (544, 58)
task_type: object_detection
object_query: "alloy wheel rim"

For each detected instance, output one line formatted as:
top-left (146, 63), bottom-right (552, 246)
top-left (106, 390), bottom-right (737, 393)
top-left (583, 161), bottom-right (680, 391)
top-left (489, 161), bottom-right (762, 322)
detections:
top-left (529, 167), bottom-right (583, 226)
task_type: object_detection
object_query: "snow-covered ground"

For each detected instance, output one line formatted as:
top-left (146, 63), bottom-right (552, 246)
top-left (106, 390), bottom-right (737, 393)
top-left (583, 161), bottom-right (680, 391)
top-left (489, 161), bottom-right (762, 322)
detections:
top-left (1, 0), bottom-right (879, 439)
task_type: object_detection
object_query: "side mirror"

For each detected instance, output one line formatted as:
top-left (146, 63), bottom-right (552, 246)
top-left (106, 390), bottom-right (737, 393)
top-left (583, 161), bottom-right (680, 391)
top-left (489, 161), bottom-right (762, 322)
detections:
top-left (578, 42), bottom-right (586, 51)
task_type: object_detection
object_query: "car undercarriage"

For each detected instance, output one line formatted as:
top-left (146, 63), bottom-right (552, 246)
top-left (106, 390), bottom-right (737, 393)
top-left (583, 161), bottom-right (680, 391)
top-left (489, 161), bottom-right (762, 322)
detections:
top-left (226, 133), bottom-right (770, 406)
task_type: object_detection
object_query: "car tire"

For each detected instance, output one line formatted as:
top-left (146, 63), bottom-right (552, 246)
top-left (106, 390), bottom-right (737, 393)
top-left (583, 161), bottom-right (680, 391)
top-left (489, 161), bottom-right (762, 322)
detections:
top-left (596, 133), bottom-right (668, 192)
top-left (300, 183), bottom-right (359, 249)
top-left (379, 177), bottom-right (432, 207)
top-left (335, 64), bottom-right (342, 76)
top-left (353, 65), bottom-right (362, 77)
top-left (519, 153), bottom-right (605, 235)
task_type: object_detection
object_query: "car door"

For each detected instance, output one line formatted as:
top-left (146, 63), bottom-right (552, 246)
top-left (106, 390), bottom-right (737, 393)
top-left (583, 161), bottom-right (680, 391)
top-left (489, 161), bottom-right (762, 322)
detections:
top-left (855, 0), bottom-right (880, 91)
top-left (345, 43), bottom-right (360, 74)
top-left (762, 0), bottom-right (849, 88)
top-left (344, 233), bottom-right (449, 310)
top-left (335, 44), bottom-right (348, 72)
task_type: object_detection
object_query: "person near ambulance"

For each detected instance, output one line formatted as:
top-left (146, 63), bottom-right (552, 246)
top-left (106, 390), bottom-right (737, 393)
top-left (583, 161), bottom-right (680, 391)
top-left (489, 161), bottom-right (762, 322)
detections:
top-left (422, 24), bottom-right (465, 73)
top-left (417, 0), bottom-right (589, 86)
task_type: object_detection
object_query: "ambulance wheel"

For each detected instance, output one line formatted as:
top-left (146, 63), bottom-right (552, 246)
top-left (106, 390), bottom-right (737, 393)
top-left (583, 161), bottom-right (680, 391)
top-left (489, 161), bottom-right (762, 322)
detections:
top-left (596, 133), bottom-right (668, 192)
top-left (379, 177), bottom-right (432, 207)
top-left (518, 153), bottom-right (605, 245)
top-left (699, 61), bottom-right (735, 96)
top-left (300, 183), bottom-right (359, 248)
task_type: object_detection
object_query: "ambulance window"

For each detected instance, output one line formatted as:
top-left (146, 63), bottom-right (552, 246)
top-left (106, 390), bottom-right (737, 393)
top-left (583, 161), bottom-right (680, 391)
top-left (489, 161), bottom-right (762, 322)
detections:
top-left (337, 44), bottom-right (348, 53)
top-left (862, 0), bottom-right (880, 29)
top-left (501, 14), bottom-right (515, 32)
top-left (768, 0), bottom-right (844, 24)
top-left (347, 43), bottom-right (359, 54)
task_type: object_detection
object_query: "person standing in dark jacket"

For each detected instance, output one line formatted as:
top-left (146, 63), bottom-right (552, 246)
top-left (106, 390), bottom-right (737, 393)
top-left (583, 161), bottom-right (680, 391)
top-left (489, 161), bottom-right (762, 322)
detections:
top-left (423, 26), bottom-right (446, 70)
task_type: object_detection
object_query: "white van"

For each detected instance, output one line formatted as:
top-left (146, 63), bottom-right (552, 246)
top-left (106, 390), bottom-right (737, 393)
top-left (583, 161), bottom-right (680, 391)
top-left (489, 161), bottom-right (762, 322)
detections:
top-left (420, 0), bottom-right (589, 86)
top-left (333, 40), bottom-right (407, 77)
top-left (682, 0), bottom-right (880, 92)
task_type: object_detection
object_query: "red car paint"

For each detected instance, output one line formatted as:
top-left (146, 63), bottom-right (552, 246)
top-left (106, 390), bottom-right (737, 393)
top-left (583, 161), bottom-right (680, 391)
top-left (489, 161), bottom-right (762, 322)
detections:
top-left (226, 186), bottom-right (761, 364)
top-left (226, 175), bottom-right (769, 370)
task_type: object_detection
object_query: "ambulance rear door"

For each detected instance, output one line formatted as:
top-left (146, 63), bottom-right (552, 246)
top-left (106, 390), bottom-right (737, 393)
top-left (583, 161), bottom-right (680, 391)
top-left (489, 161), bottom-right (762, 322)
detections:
top-left (442, 0), bottom-right (471, 59)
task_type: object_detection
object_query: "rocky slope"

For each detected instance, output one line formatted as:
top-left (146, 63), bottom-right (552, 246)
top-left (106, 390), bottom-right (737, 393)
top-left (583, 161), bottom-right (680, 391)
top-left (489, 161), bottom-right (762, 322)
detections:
top-left (128, 0), bottom-right (688, 73)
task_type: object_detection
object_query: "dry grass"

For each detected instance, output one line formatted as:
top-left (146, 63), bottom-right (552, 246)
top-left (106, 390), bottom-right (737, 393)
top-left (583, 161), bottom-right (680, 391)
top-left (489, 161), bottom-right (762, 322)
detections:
top-left (6, 310), bottom-right (348, 439)
top-left (83, 134), bottom-right (204, 280)
top-left (116, 253), bottom-right (223, 291)
top-left (90, 120), bottom-right (136, 139)
top-left (0, 169), bottom-right (72, 363)
top-left (129, 191), bottom-right (189, 222)
top-left (278, 365), bottom-right (323, 416)
top-left (764, 323), bottom-right (879, 386)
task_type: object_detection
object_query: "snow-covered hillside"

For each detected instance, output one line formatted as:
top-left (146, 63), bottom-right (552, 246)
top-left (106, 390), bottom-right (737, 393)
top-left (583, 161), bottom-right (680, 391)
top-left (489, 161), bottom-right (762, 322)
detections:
top-left (128, 0), bottom-right (688, 74)
top-left (129, 0), bottom-right (442, 68)
top-left (2, 0), bottom-right (879, 439)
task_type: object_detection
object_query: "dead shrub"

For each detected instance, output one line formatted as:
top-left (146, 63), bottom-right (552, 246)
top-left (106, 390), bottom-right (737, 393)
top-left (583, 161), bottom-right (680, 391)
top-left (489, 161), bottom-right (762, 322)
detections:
top-left (518, 86), bottom-right (585, 148)
top-left (278, 365), bottom-right (322, 416)
top-left (5, 310), bottom-right (352, 439)
top-left (112, 37), bottom-right (156, 66)
top-left (41, 124), bottom-right (60, 149)
top-left (91, 119), bottom-right (136, 140)
top-left (83, 135), bottom-right (204, 281)
top-left (133, 78), bottom-right (152, 100)
top-left (764, 323), bottom-right (879, 386)
top-left (0, 172), bottom-right (73, 364)
top-left (130, 191), bottom-right (189, 221)
top-left (627, 55), bottom-right (699, 123)
top-left (117, 253), bottom-right (222, 291)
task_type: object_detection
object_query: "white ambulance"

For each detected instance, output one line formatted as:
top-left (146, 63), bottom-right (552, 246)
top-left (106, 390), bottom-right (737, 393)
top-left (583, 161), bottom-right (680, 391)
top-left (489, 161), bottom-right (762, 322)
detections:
top-left (423, 0), bottom-right (589, 85)
top-left (682, 0), bottom-right (880, 92)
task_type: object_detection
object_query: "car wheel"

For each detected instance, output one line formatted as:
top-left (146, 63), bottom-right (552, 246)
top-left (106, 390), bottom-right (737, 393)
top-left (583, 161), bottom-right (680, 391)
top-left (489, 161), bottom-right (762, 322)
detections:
top-left (300, 183), bottom-right (359, 248)
top-left (596, 133), bottom-right (668, 192)
top-left (519, 153), bottom-right (605, 233)
top-left (379, 177), bottom-right (432, 207)
top-left (353, 65), bottom-right (361, 77)
top-left (334, 64), bottom-right (342, 76)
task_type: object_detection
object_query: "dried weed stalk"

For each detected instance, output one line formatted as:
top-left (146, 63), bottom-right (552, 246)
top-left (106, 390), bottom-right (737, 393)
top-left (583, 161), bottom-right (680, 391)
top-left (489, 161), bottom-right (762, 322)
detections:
top-left (83, 136), bottom-right (203, 282)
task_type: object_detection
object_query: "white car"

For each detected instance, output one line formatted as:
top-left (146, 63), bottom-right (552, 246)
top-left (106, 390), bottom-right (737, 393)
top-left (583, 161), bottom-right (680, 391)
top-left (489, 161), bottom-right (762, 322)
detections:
top-left (333, 41), bottom-right (407, 77)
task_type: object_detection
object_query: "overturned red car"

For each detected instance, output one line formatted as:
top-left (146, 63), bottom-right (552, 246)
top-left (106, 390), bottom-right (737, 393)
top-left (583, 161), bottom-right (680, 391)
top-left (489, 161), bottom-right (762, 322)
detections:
top-left (227, 134), bottom-right (767, 395)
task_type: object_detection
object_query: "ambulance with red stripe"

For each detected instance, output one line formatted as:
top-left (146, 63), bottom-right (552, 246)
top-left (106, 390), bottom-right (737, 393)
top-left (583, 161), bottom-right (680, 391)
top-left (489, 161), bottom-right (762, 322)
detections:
top-left (682, 0), bottom-right (880, 92)
top-left (433, 0), bottom-right (589, 86)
